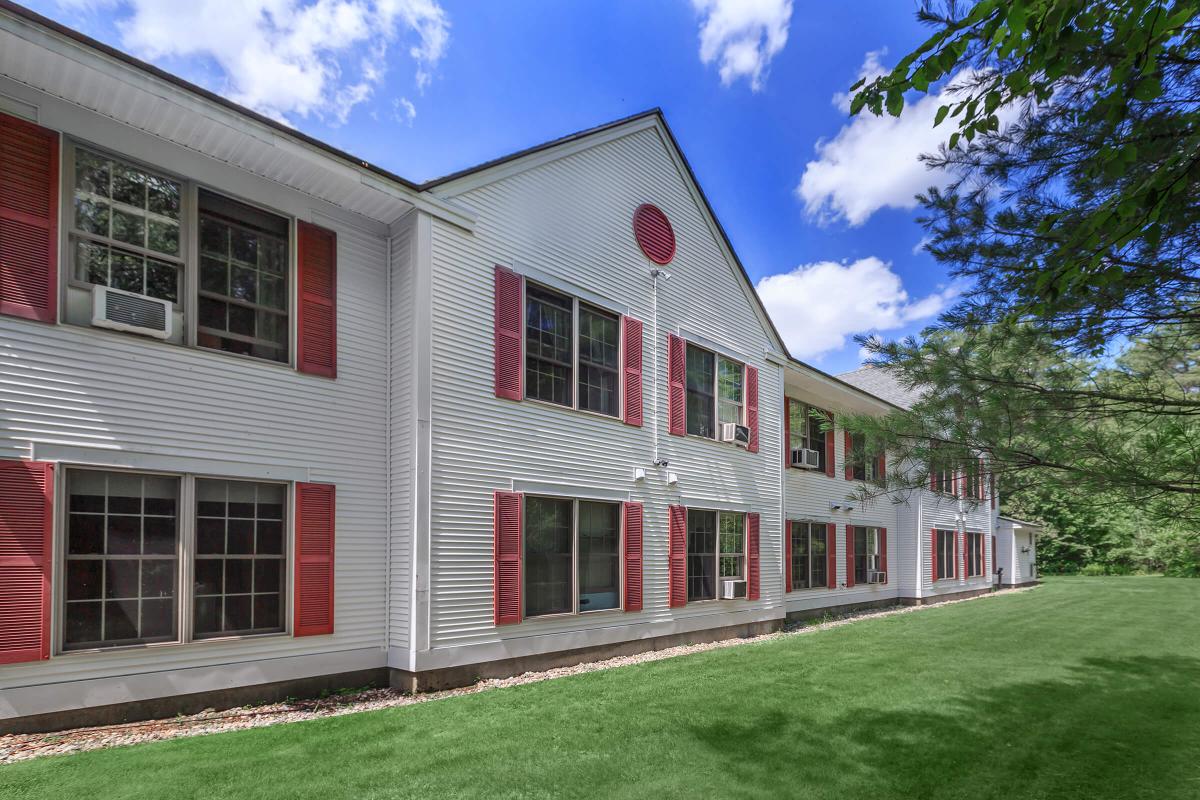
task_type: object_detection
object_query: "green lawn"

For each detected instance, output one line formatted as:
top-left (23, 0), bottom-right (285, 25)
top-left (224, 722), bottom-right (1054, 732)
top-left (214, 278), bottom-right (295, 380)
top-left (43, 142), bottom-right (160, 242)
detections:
top-left (3, 577), bottom-right (1199, 800)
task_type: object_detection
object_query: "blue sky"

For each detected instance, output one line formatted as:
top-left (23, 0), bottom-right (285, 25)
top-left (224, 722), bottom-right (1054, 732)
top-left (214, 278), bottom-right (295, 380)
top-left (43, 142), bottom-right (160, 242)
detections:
top-left (28, 0), bottom-right (963, 374)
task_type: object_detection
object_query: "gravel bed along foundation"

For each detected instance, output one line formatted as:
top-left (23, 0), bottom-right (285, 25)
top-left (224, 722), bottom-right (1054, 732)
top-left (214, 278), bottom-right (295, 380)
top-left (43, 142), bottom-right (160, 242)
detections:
top-left (0, 586), bottom-right (1037, 764)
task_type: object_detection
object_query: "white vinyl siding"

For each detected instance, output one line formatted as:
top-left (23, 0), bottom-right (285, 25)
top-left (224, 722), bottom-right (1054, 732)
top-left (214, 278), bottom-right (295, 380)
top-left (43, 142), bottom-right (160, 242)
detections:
top-left (423, 122), bottom-right (783, 658)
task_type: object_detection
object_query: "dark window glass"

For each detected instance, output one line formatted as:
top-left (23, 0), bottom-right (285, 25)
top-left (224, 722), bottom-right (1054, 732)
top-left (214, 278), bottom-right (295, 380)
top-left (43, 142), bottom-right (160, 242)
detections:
top-left (937, 529), bottom-right (956, 579)
top-left (854, 527), bottom-right (882, 584)
top-left (70, 147), bottom-right (182, 303)
top-left (63, 470), bottom-right (179, 650)
top-left (966, 532), bottom-right (983, 576)
top-left (787, 401), bottom-right (829, 472)
top-left (196, 189), bottom-right (289, 363)
top-left (687, 509), bottom-right (716, 601)
top-left (524, 496), bottom-right (572, 617)
top-left (577, 501), bottom-right (620, 612)
top-left (525, 285), bottom-right (573, 407)
top-left (790, 521), bottom-right (828, 590)
top-left (577, 305), bottom-right (620, 416)
top-left (193, 479), bottom-right (287, 638)
top-left (685, 346), bottom-right (715, 438)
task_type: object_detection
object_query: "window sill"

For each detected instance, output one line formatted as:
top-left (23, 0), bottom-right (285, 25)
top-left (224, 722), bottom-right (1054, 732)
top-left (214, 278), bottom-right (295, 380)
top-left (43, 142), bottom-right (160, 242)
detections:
top-left (683, 432), bottom-right (748, 451)
top-left (54, 630), bottom-right (290, 659)
top-left (522, 606), bottom-right (629, 623)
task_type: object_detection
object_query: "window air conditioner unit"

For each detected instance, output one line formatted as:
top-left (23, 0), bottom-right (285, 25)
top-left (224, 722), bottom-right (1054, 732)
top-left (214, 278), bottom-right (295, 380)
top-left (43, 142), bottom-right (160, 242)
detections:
top-left (92, 286), bottom-right (172, 339)
top-left (791, 448), bottom-right (820, 469)
top-left (721, 578), bottom-right (747, 599)
top-left (720, 423), bottom-right (751, 448)
top-left (868, 570), bottom-right (887, 584)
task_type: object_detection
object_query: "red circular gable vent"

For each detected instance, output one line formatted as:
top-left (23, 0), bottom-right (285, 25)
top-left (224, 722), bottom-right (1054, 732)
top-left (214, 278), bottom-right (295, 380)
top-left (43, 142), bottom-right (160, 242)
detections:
top-left (633, 204), bottom-right (676, 265)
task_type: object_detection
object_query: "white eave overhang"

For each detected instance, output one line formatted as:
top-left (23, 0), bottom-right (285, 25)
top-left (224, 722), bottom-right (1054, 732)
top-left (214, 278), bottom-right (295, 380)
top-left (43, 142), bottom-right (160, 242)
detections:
top-left (0, 6), bottom-right (475, 232)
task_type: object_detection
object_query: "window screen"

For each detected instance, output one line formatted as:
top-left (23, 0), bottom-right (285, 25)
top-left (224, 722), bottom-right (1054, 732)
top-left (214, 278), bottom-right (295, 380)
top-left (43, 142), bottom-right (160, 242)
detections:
top-left (194, 479), bottom-right (287, 638)
top-left (198, 189), bottom-right (290, 363)
top-left (63, 470), bottom-right (179, 650)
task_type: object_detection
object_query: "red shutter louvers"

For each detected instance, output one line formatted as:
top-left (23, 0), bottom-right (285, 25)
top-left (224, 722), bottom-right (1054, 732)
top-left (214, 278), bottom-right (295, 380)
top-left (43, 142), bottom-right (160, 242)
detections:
top-left (747, 512), bottom-right (760, 600)
top-left (826, 522), bottom-right (837, 589)
top-left (623, 502), bottom-right (643, 612)
top-left (667, 334), bottom-right (686, 436)
top-left (824, 415), bottom-right (836, 478)
top-left (784, 519), bottom-right (793, 593)
top-left (745, 365), bottom-right (759, 453)
top-left (296, 221), bottom-right (337, 378)
top-left (0, 460), bottom-right (54, 664)
top-left (493, 491), bottom-right (522, 625)
top-left (668, 504), bottom-right (687, 607)
top-left (621, 316), bottom-right (644, 426)
top-left (0, 113), bottom-right (59, 324)
top-left (493, 265), bottom-right (523, 400)
top-left (294, 482), bottom-right (335, 636)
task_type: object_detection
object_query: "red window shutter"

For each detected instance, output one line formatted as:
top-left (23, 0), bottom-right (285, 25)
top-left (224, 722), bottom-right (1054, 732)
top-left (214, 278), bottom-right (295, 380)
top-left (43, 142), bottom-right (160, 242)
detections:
top-left (296, 221), bottom-right (337, 378)
top-left (991, 473), bottom-right (997, 509)
top-left (878, 451), bottom-right (887, 481)
top-left (745, 365), bottom-right (759, 453)
top-left (667, 334), bottom-right (686, 436)
top-left (843, 431), bottom-right (854, 480)
top-left (0, 460), bottom-right (53, 664)
top-left (493, 491), bottom-right (522, 625)
top-left (784, 519), bottom-right (793, 593)
top-left (622, 502), bottom-right (643, 611)
top-left (880, 527), bottom-right (888, 584)
top-left (668, 504), bottom-right (687, 607)
top-left (493, 265), bottom-right (523, 400)
top-left (826, 522), bottom-right (837, 589)
top-left (845, 523), bottom-right (855, 588)
top-left (977, 458), bottom-right (985, 500)
top-left (783, 398), bottom-right (792, 468)
top-left (0, 113), bottom-right (59, 324)
top-left (931, 528), bottom-right (939, 582)
top-left (621, 316), bottom-right (644, 426)
top-left (824, 415), bottom-right (836, 478)
top-left (294, 482), bottom-right (335, 636)
top-left (956, 530), bottom-right (962, 579)
top-left (747, 512), bottom-right (760, 600)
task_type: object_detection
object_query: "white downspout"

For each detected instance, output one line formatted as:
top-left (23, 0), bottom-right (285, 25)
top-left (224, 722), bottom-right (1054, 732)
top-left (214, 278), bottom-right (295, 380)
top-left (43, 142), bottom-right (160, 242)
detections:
top-left (650, 267), bottom-right (670, 467)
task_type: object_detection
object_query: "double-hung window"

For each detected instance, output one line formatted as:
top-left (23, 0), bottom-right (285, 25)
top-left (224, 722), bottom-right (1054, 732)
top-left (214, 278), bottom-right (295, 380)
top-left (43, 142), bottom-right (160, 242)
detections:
top-left (848, 433), bottom-right (883, 482)
top-left (935, 528), bottom-right (956, 580)
top-left (789, 521), bottom-right (828, 590)
top-left (685, 343), bottom-right (744, 438)
top-left (965, 532), bottom-right (984, 577)
top-left (62, 468), bottom-right (289, 652)
top-left (787, 400), bottom-right (828, 472)
top-left (853, 526), bottom-right (883, 584)
top-left (929, 444), bottom-right (957, 494)
top-left (71, 147), bottom-right (183, 304)
top-left (524, 283), bottom-right (620, 417)
top-left (523, 496), bottom-right (621, 617)
top-left (686, 509), bottom-right (744, 600)
top-left (197, 190), bottom-right (290, 362)
top-left (66, 143), bottom-right (293, 366)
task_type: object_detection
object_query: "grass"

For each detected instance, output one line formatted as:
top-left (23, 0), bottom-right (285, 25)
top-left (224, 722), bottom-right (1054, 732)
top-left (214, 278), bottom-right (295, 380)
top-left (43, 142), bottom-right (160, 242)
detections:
top-left (3, 577), bottom-right (1199, 799)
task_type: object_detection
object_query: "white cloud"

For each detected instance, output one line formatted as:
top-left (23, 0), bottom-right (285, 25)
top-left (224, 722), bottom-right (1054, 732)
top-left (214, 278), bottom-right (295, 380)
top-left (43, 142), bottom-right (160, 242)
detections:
top-left (911, 235), bottom-right (933, 255)
top-left (798, 52), bottom-right (1015, 227)
top-left (691, 0), bottom-right (792, 91)
top-left (93, 0), bottom-right (449, 124)
top-left (393, 96), bottom-right (416, 126)
top-left (756, 257), bottom-right (958, 360)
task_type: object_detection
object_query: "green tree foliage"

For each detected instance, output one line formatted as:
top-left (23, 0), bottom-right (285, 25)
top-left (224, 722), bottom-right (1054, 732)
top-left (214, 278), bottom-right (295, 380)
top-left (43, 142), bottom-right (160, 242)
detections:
top-left (840, 1), bottom-right (1200, 549)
